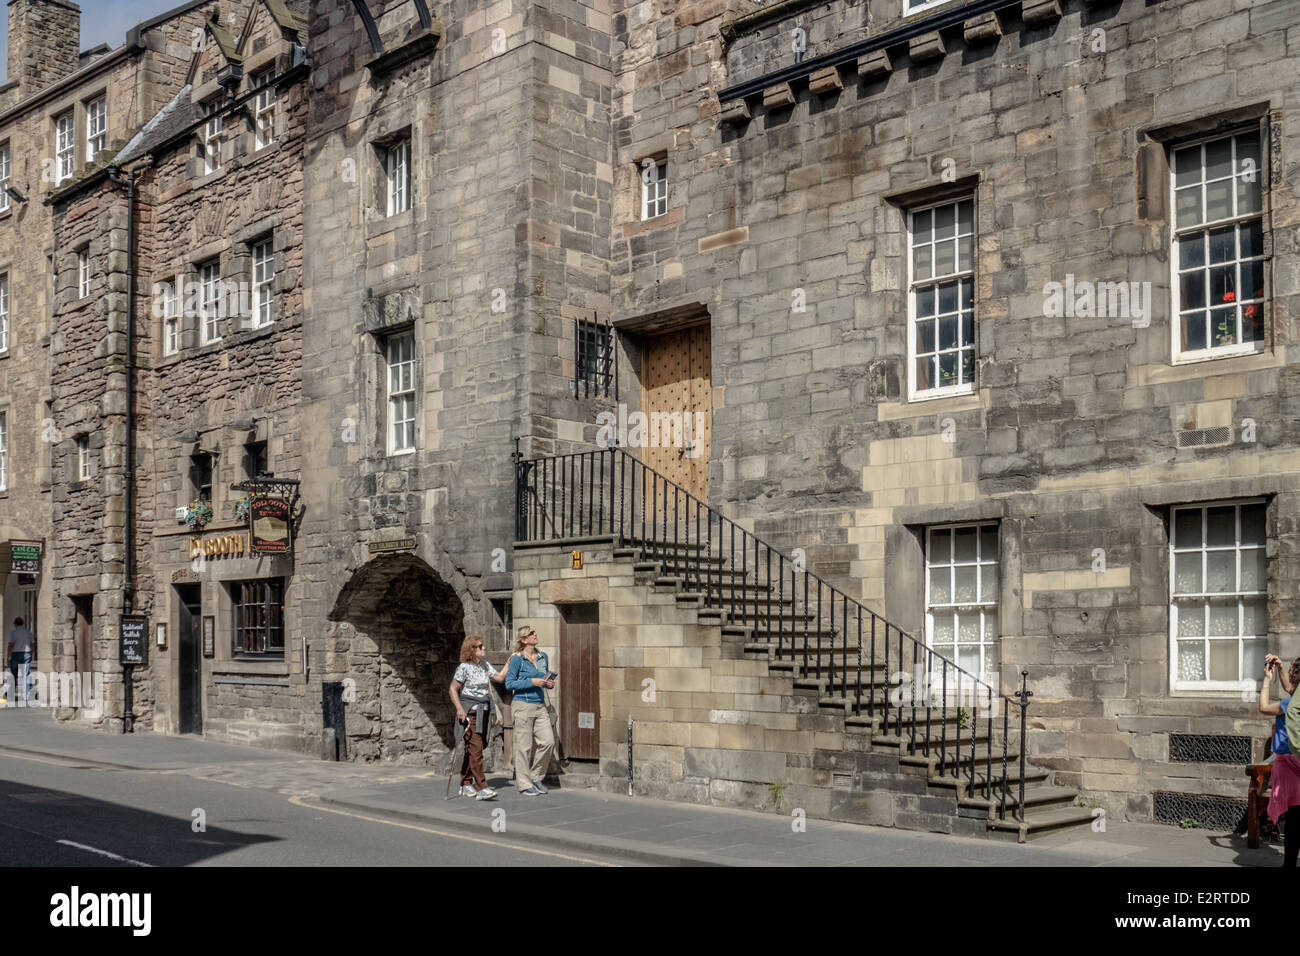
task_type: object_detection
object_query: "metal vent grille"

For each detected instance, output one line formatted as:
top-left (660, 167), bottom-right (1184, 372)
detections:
top-left (1168, 734), bottom-right (1253, 764)
top-left (1178, 426), bottom-right (1232, 447)
top-left (1153, 791), bottom-right (1245, 830)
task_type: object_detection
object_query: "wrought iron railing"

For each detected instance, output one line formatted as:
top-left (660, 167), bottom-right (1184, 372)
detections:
top-left (513, 444), bottom-right (1032, 822)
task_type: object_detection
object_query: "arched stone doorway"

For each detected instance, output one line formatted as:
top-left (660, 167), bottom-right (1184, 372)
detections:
top-left (328, 553), bottom-right (464, 763)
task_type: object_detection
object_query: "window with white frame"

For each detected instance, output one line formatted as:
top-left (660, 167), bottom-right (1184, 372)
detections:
top-left (1171, 501), bottom-right (1267, 690)
top-left (55, 111), bottom-right (75, 183)
top-left (202, 102), bottom-right (223, 175)
top-left (251, 238), bottom-right (274, 327)
top-left (0, 412), bottom-right (6, 491)
top-left (76, 435), bottom-right (90, 481)
top-left (0, 274), bottom-right (7, 353)
top-left (1172, 129), bottom-right (1265, 360)
top-left (904, 0), bottom-right (957, 13)
top-left (925, 523), bottom-right (999, 681)
top-left (161, 276), bottom-right (180, 355)
top-left (253, 81), bottom-right (276, 151)
top-left (86, 97), bottom-right (106, 161)
top-left (909, 197), bottom-right (975, 398)
top-left (385, 138), bottom-right (410, 216)
top-left (77, 248), bottom-right (90, 299)
top-left (386, 331), bottom-right (416, 454)
top-left (199, 260), bottom-right (222, 344)
top-left (0, 144), bottom-right (10, 213)
top-left (640, 159), bottom-right (667, 220)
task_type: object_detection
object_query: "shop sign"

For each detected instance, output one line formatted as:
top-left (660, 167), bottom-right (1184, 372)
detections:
top-left (189, 532), bottom-right (248, 559)
top-left (250, 497), bottom-right (291, 554)
top-left (119, 614), bottom-right (149, 666)
top-left (10, 541), bottom-right (41, 574)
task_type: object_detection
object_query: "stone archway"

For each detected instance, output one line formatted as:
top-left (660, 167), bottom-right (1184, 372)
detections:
top-left (328, 553), bottom-right (465, 764)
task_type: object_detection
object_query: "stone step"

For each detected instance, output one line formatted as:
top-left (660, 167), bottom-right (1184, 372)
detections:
top-left (987, 805), bottom-right (1099, 842)
top-left (929, 764), bottom-right (1051, 795)
top-left (958, 785), bottom-right (1079, 817)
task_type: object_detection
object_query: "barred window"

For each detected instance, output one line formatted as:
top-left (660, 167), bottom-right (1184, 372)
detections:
top-left (231, 579), bottom-right (284, 656)
top-left (386, 331), bottom-right (416, 455)
top-left (86, 97), bottom-right (107, 161)
top-left (909, 198), bottom-right (975, 399)
top-left (56, 111), bottom-right (75, 183)
top-left (1172, 130), bottom-right (1265, 360)
top-left (926, 522), bottom-right (998, 681)
top-left (575, 318), bottom-right (615, 398)
top-left (1171, 500), bottom-right (1267, 689)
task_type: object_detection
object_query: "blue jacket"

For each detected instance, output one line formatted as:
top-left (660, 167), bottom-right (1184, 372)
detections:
top-left (506, 650), bottom-right (550, 705)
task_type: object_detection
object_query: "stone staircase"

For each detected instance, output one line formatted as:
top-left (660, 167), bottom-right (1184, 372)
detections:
top-left (615, 539), bottom-right (1096, 842)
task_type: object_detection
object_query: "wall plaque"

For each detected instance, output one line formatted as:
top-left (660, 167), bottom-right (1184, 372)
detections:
top-left (202, 616), bottom-right (215, 658)
top-left (368, 537), bottom-right (416, 556)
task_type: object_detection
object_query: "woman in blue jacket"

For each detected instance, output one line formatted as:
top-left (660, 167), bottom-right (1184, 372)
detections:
top-left (505, 626), bottom-right (555, 795)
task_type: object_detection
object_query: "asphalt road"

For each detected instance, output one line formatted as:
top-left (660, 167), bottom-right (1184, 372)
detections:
top-left (0, 750), bottom-right (625, 867)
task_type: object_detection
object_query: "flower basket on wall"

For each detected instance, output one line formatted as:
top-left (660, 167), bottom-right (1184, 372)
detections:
top-left (185, 500), bottom-right (214, 532)
top-left (234, 494), bottom-right (257, 523)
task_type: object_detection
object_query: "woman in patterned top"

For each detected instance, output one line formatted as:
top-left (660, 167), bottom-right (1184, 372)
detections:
top-left (449, 636), bottom-right (508, 800)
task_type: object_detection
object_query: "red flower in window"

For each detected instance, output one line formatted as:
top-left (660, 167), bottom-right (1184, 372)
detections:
top-left (1244, 304), bottom-right (1259, 318)
top-left (1222, 291), bottom-right (1236, 303)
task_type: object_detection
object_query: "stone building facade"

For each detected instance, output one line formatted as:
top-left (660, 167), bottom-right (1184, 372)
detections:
top-left (8, 0), bottom-right (1300, 833)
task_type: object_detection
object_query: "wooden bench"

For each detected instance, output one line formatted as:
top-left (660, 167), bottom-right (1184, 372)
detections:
top-left (1247, 737), bottom-right (1277, 849)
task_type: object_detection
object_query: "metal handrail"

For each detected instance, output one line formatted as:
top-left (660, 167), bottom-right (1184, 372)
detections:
top-left (514, 444), bottom-right (1030, 821)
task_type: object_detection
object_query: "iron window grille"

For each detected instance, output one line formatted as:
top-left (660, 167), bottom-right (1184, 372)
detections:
top-left (574, 316), bottom-right (617, 399)
top-left (925, 522), bottom-right (999, 683)
top-left (86, 97), bottom-right (107, 161)
top-left (232, 579), bottom-right (285, 656)
top-left (56, 111), bottom-right (75, 184)
top-left (908, 197), bottom-right (975, 399)
top-left (1152, 790), bottom-right (1245, 831)
top-left (1168, 733), bottom-right (1253, 765)
top-left (1171, 129), bottom-right (1266, 360)
top-left (1170, 500), bottom-right (1267, 690)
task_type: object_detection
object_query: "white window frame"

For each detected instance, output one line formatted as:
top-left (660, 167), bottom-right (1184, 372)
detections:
top-left (640, 159), bottom-right (667, 221)
top-left (908, 196), bottom-right (976, 401)
top-left (77, 249), bottom-right (91, 299)
top-left (0, 144), bottom-right (10, 213)
top-left (251, 239), bottom-right (274, 327)
top-left (86, 97), bottom-right (107, 162)
top-left (199, 260), bottom-right (222, 344)
top-left (253, 82), bottom-right (276, 151)
top-left (905, 0), bottom-right (957, 12)
top-left (162, 276), bottom-right (181, 356)
top-left (924, 522), bottom-right (999, 685)
top-left (1169, 499), bottom-right (1268, 693)
top-left (385, 138), bottom-right (410, 217)
top-left (386, 331), bottom-right (416, 455)
top-left (77, 435), bottom-right (90, 481)
top-left (0, 412), bottom-right (7, 492)
top-left (0, 274), bottom-right (8, 353)
top-left (1170, 128), bottom-right (1266, 364)
top-left (56, 111), bottom-right (75, 183)
top-left (202, 103), bottom-right (223, 175)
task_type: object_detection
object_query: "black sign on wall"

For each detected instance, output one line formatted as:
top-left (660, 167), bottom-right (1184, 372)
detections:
top-left (250, 497), bottom-right (291, 554)
top-left (119, 614), bottom-right (149, 665)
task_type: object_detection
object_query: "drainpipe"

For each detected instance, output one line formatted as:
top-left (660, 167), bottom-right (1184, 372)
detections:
top-left (107, 163), bottom-right (144, 731)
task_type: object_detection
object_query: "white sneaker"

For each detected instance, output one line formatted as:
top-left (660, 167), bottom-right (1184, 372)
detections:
top-left (475, 787), bottom-right (498, 800)
top-left (458, 785), bottom-right (476, 797)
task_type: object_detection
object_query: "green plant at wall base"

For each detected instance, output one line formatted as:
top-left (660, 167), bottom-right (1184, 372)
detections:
top-left (768, 780), bottom-right (786, 809)
top-left (956, 707), bottom-right (969, 730)
top-left (1179, 818), bottom-right (1202, 829)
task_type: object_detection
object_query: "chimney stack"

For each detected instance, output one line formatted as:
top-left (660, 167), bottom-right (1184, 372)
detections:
top-left (7, 0), bottom-right (81, 94)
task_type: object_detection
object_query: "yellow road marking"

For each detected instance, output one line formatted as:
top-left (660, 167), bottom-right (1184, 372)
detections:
top-left (0, 749), bottom-right (108, 769)
top-left (287, 795), bottom-right (619, 866)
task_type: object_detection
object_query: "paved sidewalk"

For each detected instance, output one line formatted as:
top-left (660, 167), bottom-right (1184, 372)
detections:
top-left (0, 708), bottom-right (1283, 867)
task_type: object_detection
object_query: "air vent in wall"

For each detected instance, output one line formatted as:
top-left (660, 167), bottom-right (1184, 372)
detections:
top-left (1178, 426), bottom-right (1232, 448)
top-left (1168, 734), bottom-right (1253, 765)
top-left (1153, 791), bottom-right (1245, 830)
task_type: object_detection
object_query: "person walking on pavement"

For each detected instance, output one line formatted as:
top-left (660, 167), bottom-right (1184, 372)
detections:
top-left (1260, 653), bottom-right (1300, 866)
top-left (8, 617), bottom-right (34, 704)
top-left (505, 625), bottom-right (555, 796)
top-left (449, 635), bottom-right (507, 800)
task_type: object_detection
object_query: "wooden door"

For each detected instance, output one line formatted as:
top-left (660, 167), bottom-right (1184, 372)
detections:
top-left (559, 603), bottom-right (599, 760)
top-left (72, 596), bottom-right (92, 678)
top-left (642, 325), bottom-right (712, 501)
top-left (176, 585), bottom-right (203, 735)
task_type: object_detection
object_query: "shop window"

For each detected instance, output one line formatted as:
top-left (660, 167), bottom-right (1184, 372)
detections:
top-left (231, 579), bottom-right (285, 656)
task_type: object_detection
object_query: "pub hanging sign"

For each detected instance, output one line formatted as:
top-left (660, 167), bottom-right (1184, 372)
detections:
top-left (249, 496), bottom-right (291, 554)
top-left (9, 541), bottom-right (41, 574)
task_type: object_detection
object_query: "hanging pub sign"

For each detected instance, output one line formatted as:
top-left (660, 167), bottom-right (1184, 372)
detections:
top-left (9, 540), bottom-right (41, 574)
top-left (249, 496), bottom-right (291, 554)
top-left (119, 614), bottom-right (149, 666)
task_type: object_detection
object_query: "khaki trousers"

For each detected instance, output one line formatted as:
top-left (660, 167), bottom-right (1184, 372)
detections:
top-left (513, 700), bottom-right (555, 791)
